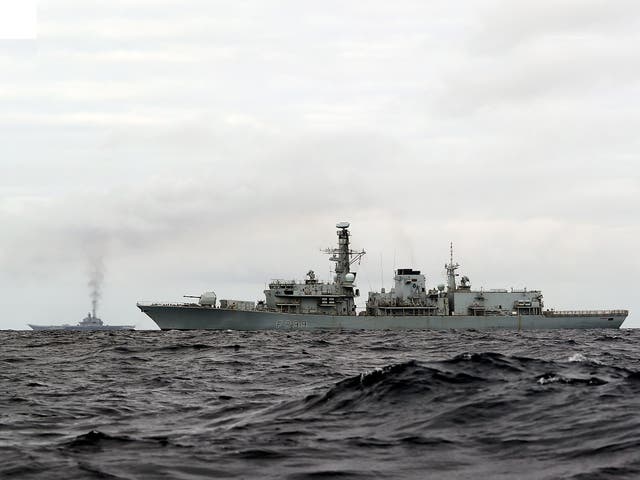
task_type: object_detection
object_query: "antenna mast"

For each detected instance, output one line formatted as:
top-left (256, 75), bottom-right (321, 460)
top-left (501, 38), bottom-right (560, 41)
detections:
top-left (323, 222), bottom-right (366, 282)
top-left (445, 242), bottom-right (460, 292)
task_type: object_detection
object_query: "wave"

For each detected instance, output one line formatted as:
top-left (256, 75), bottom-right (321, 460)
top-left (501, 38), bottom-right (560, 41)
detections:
top-left (6, 330), bottom-right (640, 479)
top-left (300, 360), bottom-right (487, 413)
top-left (296, 351), bottom-right (638, 414)
top-left (64, 430), bottom-right (133, 449)
top-left (233, 351), bottom-right (640, 454)
top-left (62, 430), bottom-right (174, 453)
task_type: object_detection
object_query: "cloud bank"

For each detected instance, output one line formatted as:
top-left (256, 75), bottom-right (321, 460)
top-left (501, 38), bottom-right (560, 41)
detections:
top-left (1, 0), bottom-right (638, 328)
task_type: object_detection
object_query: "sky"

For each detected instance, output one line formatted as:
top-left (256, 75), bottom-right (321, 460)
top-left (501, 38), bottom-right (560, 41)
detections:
top-left (1, 0), bottom-right (639, 330)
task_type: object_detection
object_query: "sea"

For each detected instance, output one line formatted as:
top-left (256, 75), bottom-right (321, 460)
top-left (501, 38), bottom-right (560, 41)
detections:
top-left (2, 329), bottom-right (640, 479)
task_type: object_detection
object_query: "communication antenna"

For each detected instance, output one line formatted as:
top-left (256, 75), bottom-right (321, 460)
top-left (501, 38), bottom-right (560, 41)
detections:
top-left (393, 249), bottom-right (396, 276)
top-left (446, 241), bottom-right (460, 292)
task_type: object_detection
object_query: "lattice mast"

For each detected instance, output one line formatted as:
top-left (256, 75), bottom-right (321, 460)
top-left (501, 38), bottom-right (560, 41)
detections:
top-left (445, 242), bottom-right (459, 292)
top-left (323, 222), bottom-right (366, 283)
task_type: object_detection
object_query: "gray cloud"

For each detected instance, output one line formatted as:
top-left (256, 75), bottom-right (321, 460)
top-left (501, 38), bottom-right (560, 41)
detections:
top-left (471, 0), bottom-right (640, 53)
top-left (1, 0), bottom-right (638, 329)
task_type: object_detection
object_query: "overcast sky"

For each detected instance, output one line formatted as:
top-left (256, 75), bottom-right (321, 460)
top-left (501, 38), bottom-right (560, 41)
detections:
top-left (1, 0), bottom-right (639, 330)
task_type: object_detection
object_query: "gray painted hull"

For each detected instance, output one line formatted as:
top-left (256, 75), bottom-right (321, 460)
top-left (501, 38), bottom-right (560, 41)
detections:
top-left (138, 305), bottom-right (627, 330)
top-left (29, 325), bottom-right (135, 331)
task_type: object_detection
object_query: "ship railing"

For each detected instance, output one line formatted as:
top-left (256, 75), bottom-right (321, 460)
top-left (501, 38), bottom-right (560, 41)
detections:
top-left (374, 305), bottom-right (438, 309)
top-left (268, 279), bottom-right (328, 286)
top-left (543, 309), bottom-right (628, 317)
top-left (136, 301), bottom-right (201, 307)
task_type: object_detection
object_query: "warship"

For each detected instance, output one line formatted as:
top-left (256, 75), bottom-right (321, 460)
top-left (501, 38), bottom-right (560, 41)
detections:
top-left (29, 310), bottom-right (135, 331)
top-left (138, 222), bottom-right (628, 330)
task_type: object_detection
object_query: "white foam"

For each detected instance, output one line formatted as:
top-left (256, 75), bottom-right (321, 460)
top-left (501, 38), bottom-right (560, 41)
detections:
top-left (538, 375), bottom-right (561, 385)
top-left (567, 353), bottom-right (603, 364)
top-left (568, 353), bottom-right (589, 363)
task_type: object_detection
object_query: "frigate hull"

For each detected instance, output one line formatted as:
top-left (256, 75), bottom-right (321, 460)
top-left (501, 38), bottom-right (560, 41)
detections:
top-left (138, 305), bottom-right (627, 330)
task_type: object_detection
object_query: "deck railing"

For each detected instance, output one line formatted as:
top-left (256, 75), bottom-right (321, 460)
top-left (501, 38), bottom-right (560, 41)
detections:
top-left (543, 310), bottom-right (628, 317)
top-left (137, 301), bottom-right (200, 308)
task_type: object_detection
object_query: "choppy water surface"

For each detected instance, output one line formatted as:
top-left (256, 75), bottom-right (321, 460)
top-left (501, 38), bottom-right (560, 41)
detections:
top-left (2, 329), bottom-right (640, 479)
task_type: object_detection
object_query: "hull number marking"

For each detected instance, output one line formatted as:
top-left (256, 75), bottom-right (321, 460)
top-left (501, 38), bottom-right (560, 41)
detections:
top-left (275, 320), bottom-right (308, 329)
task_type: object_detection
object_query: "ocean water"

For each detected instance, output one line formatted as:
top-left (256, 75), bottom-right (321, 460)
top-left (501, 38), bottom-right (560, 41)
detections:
top-left (2, 329), bottom-right (640, 479)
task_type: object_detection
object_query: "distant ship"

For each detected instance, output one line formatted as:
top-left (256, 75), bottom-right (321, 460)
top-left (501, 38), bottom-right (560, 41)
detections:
top-left (29, 311), bottom-right (135, 331)
top-left (138, 222), bottom-right (628, 330)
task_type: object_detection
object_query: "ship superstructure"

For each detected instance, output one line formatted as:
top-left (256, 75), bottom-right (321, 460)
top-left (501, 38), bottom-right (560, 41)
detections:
top-left (258, 222), bottom-right (365, 316)
top-left (366, 245), bottom-right (543, 318)
top-left (137, 223), bottom-right (628, 330)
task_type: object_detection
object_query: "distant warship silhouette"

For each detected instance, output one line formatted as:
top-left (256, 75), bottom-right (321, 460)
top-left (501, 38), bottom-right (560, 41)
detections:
top-left (29, 308), bottom-right (134, 331)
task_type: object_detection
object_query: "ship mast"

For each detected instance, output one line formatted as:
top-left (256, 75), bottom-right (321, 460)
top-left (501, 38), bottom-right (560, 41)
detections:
top-left (445, 242), bottom-right (459, 292)
top-left (324, 222), bottom-right (366, 283)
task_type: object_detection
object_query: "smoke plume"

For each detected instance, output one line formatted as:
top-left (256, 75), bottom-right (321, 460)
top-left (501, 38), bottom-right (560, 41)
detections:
top-left (88, 254), bottom-right (105, 318)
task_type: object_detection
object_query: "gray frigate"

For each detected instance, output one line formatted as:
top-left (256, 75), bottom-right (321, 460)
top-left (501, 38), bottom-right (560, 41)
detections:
top-left (29, 310), bottom-right (135, 331)
top-left (137, 222), bottom-right (628, 330)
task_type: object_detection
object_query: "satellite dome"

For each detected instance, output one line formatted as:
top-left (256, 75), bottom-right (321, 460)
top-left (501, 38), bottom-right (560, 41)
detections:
top-left (336, 221), bottom-right (350, 229)
top-left (344, 273), bottom-right (355, 283)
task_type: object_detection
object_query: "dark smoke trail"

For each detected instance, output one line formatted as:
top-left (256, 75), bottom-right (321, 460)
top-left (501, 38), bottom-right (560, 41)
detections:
top-left (88, 255), bottom-right (105, 318)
